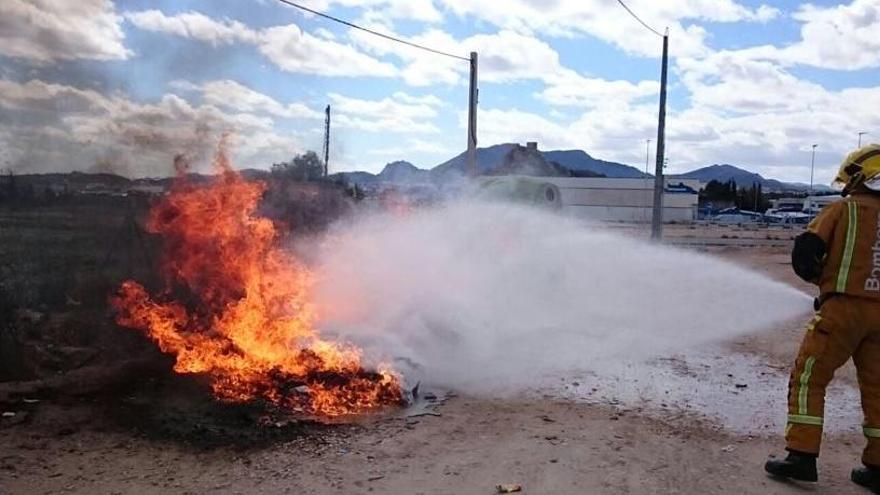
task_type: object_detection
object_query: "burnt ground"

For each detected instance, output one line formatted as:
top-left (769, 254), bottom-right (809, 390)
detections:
top-left (0, 208), bottom-right (874, 494)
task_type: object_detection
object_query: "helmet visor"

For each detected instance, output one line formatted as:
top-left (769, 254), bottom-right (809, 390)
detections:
top-left (865, 175), bottom-right (880, 192)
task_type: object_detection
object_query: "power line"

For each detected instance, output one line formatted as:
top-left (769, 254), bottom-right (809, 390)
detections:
top-left (615, 0), bottom-right (664, 37)
top-left (274, 0), bottom-right (470, 61)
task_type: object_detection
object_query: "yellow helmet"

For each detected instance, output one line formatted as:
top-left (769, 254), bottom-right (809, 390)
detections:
top-left (832, 144), bottom-right (880, 196)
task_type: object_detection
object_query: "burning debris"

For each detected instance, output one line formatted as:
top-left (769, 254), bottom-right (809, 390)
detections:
top-left (111, 142), bottom-right (403, 417)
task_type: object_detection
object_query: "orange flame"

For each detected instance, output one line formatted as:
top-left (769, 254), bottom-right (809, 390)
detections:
top-left (112, 144), bottom-right (402, 416)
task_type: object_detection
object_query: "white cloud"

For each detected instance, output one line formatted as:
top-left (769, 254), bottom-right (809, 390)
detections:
top-left (348, 28), bottom-right (563, 85)
top-left (126, 9), bottom-right (396, 78)
top-left (330, 91), bottom-right (441, 118)
top-left (125, 10), bottom-right (259, 45)
top-left (477, 102), bottom-right (662, 168)
top-left (364, 138), bottom-right (452, 158)
top-left (199, 80), bottom-right (324, 120)
top-left (539, 69), bottom-right (658, 109)
top-left (465, 30), bottom-right (561, 83)
top-left (329, 91), bottom-right (443, 134)
top-left (725, 0), bottom-right (880, 71)
top-left (409, 137), bottom-right (453, 154)
top-left (475, 108), bottom-right (572, 150)
top-left (311, 0), bottom-right (443, 23)
top-left (668, 80), bottom-right (880, 175)
top-left (591, 45), bottom-right (880, 182)
top-left (124, 5), bottom-right (662, 98)
top-left (0, 79), bottom-right (301, 176)
top-left (313, 27), bottom-right (337, 40)
top-left (676, 46), bottom-right (880, 146)
top-left (344, 26), bottom-right (462, 86)
top-left (474, 67), bottom-right (880, 184)
top-left (4, 0), bottom-right (878, 186)
top-left (564, 0), bottom-right (876, 181)
top-left (258, 24), bottom-right (396, 77)
top-left (348, 24), bottom-right (660, 109)
top-left (0, 0), bottom-right (129, 63)
top-left (676, 51), bottom-right (831, 113)
top-left (434, 0), bottom-right (778, 58)
top-left (393, 29), bottom-right (464, 86)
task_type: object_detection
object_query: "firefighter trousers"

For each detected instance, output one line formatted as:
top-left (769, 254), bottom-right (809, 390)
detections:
top-left (786, 295), bottom-right (880, 466)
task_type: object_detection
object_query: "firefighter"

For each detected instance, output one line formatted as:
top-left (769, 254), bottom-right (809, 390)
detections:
top-left (765, 144), bottom-right (880, 492)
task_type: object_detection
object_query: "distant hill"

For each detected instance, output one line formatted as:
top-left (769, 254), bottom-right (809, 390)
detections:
top-left (429, 144), bottom-right (641, 180)
top-left (239, 168), bottom-right (271, 181)
top-left (430, 143), bottom-right (518, 179)
top-left (674, 164), bottom-right (785, 189)
top-left (542, 150), bottom-right (648, 178)
top-left (674, 164), bottom-right (832, 193)
top-left (331, 162), bottom-right (430, 187)
top-left (5, 169), bottom-right (265, 195)
top-left (489, 144), bottom-right (585, 177)
top-left (15, 147), bottom-right (828, 198)
top-left (14, 171), bottom-right (130, 188)
top-left (331, 170), bottom-right (377, 185)
top-left (377, 161), bottom-right (430, 183)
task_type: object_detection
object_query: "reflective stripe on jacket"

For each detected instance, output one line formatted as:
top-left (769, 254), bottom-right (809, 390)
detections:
top-left (810, 193), bottom-right (880, 299)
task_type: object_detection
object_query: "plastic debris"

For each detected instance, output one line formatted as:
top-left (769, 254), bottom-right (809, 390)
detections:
top-left (496, 483), bottom-right (522, 493)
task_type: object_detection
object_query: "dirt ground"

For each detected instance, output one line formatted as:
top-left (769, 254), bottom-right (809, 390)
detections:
top-left (0, 223), bottom-right (874, 494)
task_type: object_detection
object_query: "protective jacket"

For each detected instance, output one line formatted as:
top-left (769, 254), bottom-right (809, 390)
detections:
top-left (785, 192), bottom-right (880, 467)
top-left (798, 193), bottom-right (880, 300)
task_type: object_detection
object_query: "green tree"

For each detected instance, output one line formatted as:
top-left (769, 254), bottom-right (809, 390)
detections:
top-left (351, 183), bottom-right (365, 201)
top-left (701, 179), bottom-right (738, 203)
top-left (734, 182), bottom-right (770, 212)
top-left (271, 151), bottom-right (324, 181)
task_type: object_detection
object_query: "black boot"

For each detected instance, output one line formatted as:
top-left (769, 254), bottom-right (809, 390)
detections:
top-left (765, 450), bottom-right (818, 482)
top-left (851, 465), bottom-right (880, 493)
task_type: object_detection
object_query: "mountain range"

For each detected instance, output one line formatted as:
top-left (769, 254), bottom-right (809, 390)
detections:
top-left (337, 143), bottom-right (823, 193)
top-left (6, 144), bottom-right (826, 195)
top-left (671, 164), bottom-right (829, 192)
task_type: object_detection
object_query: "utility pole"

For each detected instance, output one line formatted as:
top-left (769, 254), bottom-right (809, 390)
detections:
top-left (809, 144), bottom-right (818, 221)
top-left (467, 51), bottom-right (479, 177)
top-left (809, 144), bottom-right (817, 195)
top-left (644, 139), bottom-right (652, 223)
top-left (323, 105), bottom-right (331, 177)
top-left (651, 30), bottom-right (669, 241)
top-left (753, 182), bottom-right (758, 213)
top-left (859, 131), bottom-right (868, 148)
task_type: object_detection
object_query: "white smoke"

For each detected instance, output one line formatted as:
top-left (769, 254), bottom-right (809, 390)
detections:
top-left (311, 201), bottom-right (812, 394)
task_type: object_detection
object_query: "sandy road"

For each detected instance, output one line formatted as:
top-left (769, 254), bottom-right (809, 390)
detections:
top-left (0, 245), bottom-right (874, 494)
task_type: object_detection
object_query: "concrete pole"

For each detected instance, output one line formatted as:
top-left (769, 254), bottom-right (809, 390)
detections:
top-left (467, 52), bottom-right (479, 177)
top-left (859, 132), bottom-right (867, 148)
top-left (323, 105), bottom-right (331, 177)
top-left (809, 144), bottom-right (817, 195)
top-left (754, 181), bottom-right (758, 213)
top-left (645, 139), bottom-right (651, 223)
top-left (650, 32), bottom-right (669, 241)
top-left (809, 144), bottom-right (817, 221)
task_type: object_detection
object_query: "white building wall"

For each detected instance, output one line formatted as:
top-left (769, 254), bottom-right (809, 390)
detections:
top-left (541, 177), bottom-right (700, 222)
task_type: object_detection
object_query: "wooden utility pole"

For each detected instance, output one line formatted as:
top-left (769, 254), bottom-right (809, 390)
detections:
top-left (467, 51), bottom-right (479, 177)
top-left (323, 105), bottom-right (331, 177)
top-left (651, 31), bottom-right (669, 241)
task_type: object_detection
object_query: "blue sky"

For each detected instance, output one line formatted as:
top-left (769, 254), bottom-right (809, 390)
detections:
top-left (1, 0), bottom-right (879, 183)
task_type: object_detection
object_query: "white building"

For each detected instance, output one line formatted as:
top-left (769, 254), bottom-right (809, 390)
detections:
top-left (772, 195), bottom-right (842, 213)
top-left (804, 195), bottom-right (843, 213)
top-left (541, 177), bottom-right (700, 222)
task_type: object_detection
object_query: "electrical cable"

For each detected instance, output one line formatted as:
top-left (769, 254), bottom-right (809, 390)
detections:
top-left (274, 0), bottom-right (471, 61)
top-left (615, 0), bottom-right (664, 37)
